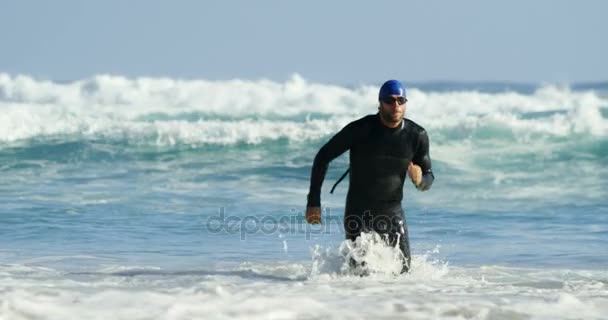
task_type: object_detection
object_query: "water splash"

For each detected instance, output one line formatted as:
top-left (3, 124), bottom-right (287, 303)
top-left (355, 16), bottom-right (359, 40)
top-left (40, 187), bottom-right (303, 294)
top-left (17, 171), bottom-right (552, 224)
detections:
top-left (310, 232), bottom-right (449, 278)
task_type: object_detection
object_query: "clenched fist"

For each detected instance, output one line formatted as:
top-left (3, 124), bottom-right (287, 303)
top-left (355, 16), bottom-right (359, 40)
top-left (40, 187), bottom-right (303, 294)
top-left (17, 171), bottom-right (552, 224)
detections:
top-left (408, 162), bottom-right (422, 187)
top-left (305, 207), bottom-right (321, 224)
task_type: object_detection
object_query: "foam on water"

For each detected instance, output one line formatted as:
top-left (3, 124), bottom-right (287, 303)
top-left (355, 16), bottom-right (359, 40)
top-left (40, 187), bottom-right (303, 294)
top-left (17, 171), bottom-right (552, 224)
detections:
top-left (1, 245), bottom-right (606, 320)
top-left (1, 73), bottom-right (606, 145)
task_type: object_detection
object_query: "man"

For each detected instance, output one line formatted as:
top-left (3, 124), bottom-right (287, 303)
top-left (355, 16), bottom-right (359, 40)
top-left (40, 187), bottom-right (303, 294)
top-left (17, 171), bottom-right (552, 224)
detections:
top-left (305, 80), bottom-right (434, 273)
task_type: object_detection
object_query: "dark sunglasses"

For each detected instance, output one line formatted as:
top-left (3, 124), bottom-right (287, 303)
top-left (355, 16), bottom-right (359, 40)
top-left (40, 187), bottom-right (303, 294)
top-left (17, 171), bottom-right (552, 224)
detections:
top-left (381, 96), bottom-right (408, 105)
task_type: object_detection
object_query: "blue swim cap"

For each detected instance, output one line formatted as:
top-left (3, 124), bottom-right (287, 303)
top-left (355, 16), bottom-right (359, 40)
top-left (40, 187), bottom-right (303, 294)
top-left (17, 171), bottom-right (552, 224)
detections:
top-left (379, 80), bottom-right (406, 100)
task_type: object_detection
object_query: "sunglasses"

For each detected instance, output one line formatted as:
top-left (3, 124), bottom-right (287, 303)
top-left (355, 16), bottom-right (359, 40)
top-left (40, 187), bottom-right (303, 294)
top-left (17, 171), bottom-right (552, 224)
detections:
top-left (381, 96), bottom-right (408, 105)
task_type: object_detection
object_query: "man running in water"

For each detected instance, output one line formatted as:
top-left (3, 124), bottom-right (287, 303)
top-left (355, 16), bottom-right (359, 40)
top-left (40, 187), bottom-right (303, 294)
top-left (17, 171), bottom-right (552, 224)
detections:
top-left (305, 80), bottom-right (434, 273)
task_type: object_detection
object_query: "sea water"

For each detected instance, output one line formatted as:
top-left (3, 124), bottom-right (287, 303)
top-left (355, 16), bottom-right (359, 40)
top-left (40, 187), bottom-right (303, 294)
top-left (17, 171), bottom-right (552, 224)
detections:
top-left (0, 73), bottom-right (607, 319)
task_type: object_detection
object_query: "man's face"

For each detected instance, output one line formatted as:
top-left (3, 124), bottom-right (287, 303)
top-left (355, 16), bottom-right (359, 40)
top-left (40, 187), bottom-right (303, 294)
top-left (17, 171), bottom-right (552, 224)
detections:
top-left (379, 94), bottom-right (406, 124)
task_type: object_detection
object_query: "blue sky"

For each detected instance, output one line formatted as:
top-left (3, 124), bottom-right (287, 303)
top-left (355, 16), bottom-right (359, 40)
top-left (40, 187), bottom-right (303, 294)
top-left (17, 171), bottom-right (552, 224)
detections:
top-left (0, 0), bottom-right (606, 83)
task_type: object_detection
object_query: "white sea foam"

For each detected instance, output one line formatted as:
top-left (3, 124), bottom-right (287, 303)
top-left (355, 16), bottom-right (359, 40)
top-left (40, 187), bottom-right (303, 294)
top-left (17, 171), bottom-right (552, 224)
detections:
top-left (1, 73), bottom-right (606, 145)
top-left (1, 258), bottom-right (606, 320)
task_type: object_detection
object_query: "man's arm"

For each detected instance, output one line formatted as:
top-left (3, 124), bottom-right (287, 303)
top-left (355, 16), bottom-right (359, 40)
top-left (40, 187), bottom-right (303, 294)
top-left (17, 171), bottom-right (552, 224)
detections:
top-left (411, 129), bottom-right (434, 191)
top-left (307, 122), bottom-right (356, 208)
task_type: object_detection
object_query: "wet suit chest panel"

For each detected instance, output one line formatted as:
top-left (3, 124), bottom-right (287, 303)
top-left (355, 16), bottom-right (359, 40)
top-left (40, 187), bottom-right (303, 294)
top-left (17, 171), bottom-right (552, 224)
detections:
top-left (347, 115), bottom-right (420, 205)
top-left (306, 114), bottom-right (432, 209)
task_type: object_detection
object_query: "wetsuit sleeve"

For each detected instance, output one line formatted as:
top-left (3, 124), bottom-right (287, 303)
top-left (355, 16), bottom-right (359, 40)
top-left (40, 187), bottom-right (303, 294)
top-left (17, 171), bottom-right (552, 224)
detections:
top-left (412, 129), bottom-right (434, 191)
top-left (307, 122), bottom-right (356, 207)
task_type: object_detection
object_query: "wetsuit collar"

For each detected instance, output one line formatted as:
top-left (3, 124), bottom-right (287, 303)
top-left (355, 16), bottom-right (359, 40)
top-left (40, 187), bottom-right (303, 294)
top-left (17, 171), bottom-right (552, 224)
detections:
top-left (376, 113), bottom-right (405, 130)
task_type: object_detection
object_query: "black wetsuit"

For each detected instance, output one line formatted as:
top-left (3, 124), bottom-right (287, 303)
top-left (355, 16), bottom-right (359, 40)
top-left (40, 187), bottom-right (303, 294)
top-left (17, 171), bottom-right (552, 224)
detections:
top-left (307, 114), bottom-right (434, 273)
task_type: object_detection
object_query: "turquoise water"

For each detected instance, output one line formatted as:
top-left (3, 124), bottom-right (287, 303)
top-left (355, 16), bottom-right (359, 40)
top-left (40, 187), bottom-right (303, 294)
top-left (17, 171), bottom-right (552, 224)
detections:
top-left (1, 74), bottom-right (607, 319)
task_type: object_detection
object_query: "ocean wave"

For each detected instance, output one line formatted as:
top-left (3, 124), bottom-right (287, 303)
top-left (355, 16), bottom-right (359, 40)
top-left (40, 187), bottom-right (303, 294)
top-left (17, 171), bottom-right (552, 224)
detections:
top-left (1, 73), bottom-right (607, 147)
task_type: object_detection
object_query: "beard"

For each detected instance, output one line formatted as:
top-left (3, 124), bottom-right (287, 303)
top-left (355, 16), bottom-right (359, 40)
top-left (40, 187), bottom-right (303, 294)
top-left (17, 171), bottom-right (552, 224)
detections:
top-left (379, 107), bottom-right (403, 124)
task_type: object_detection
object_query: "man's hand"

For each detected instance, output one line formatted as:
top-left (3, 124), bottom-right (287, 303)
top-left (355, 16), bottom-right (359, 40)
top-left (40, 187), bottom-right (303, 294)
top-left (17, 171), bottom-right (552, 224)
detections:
top-left (408, 162), bottom-right (422, 187)
top-left (306, 207), bottom-right (321, 224)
